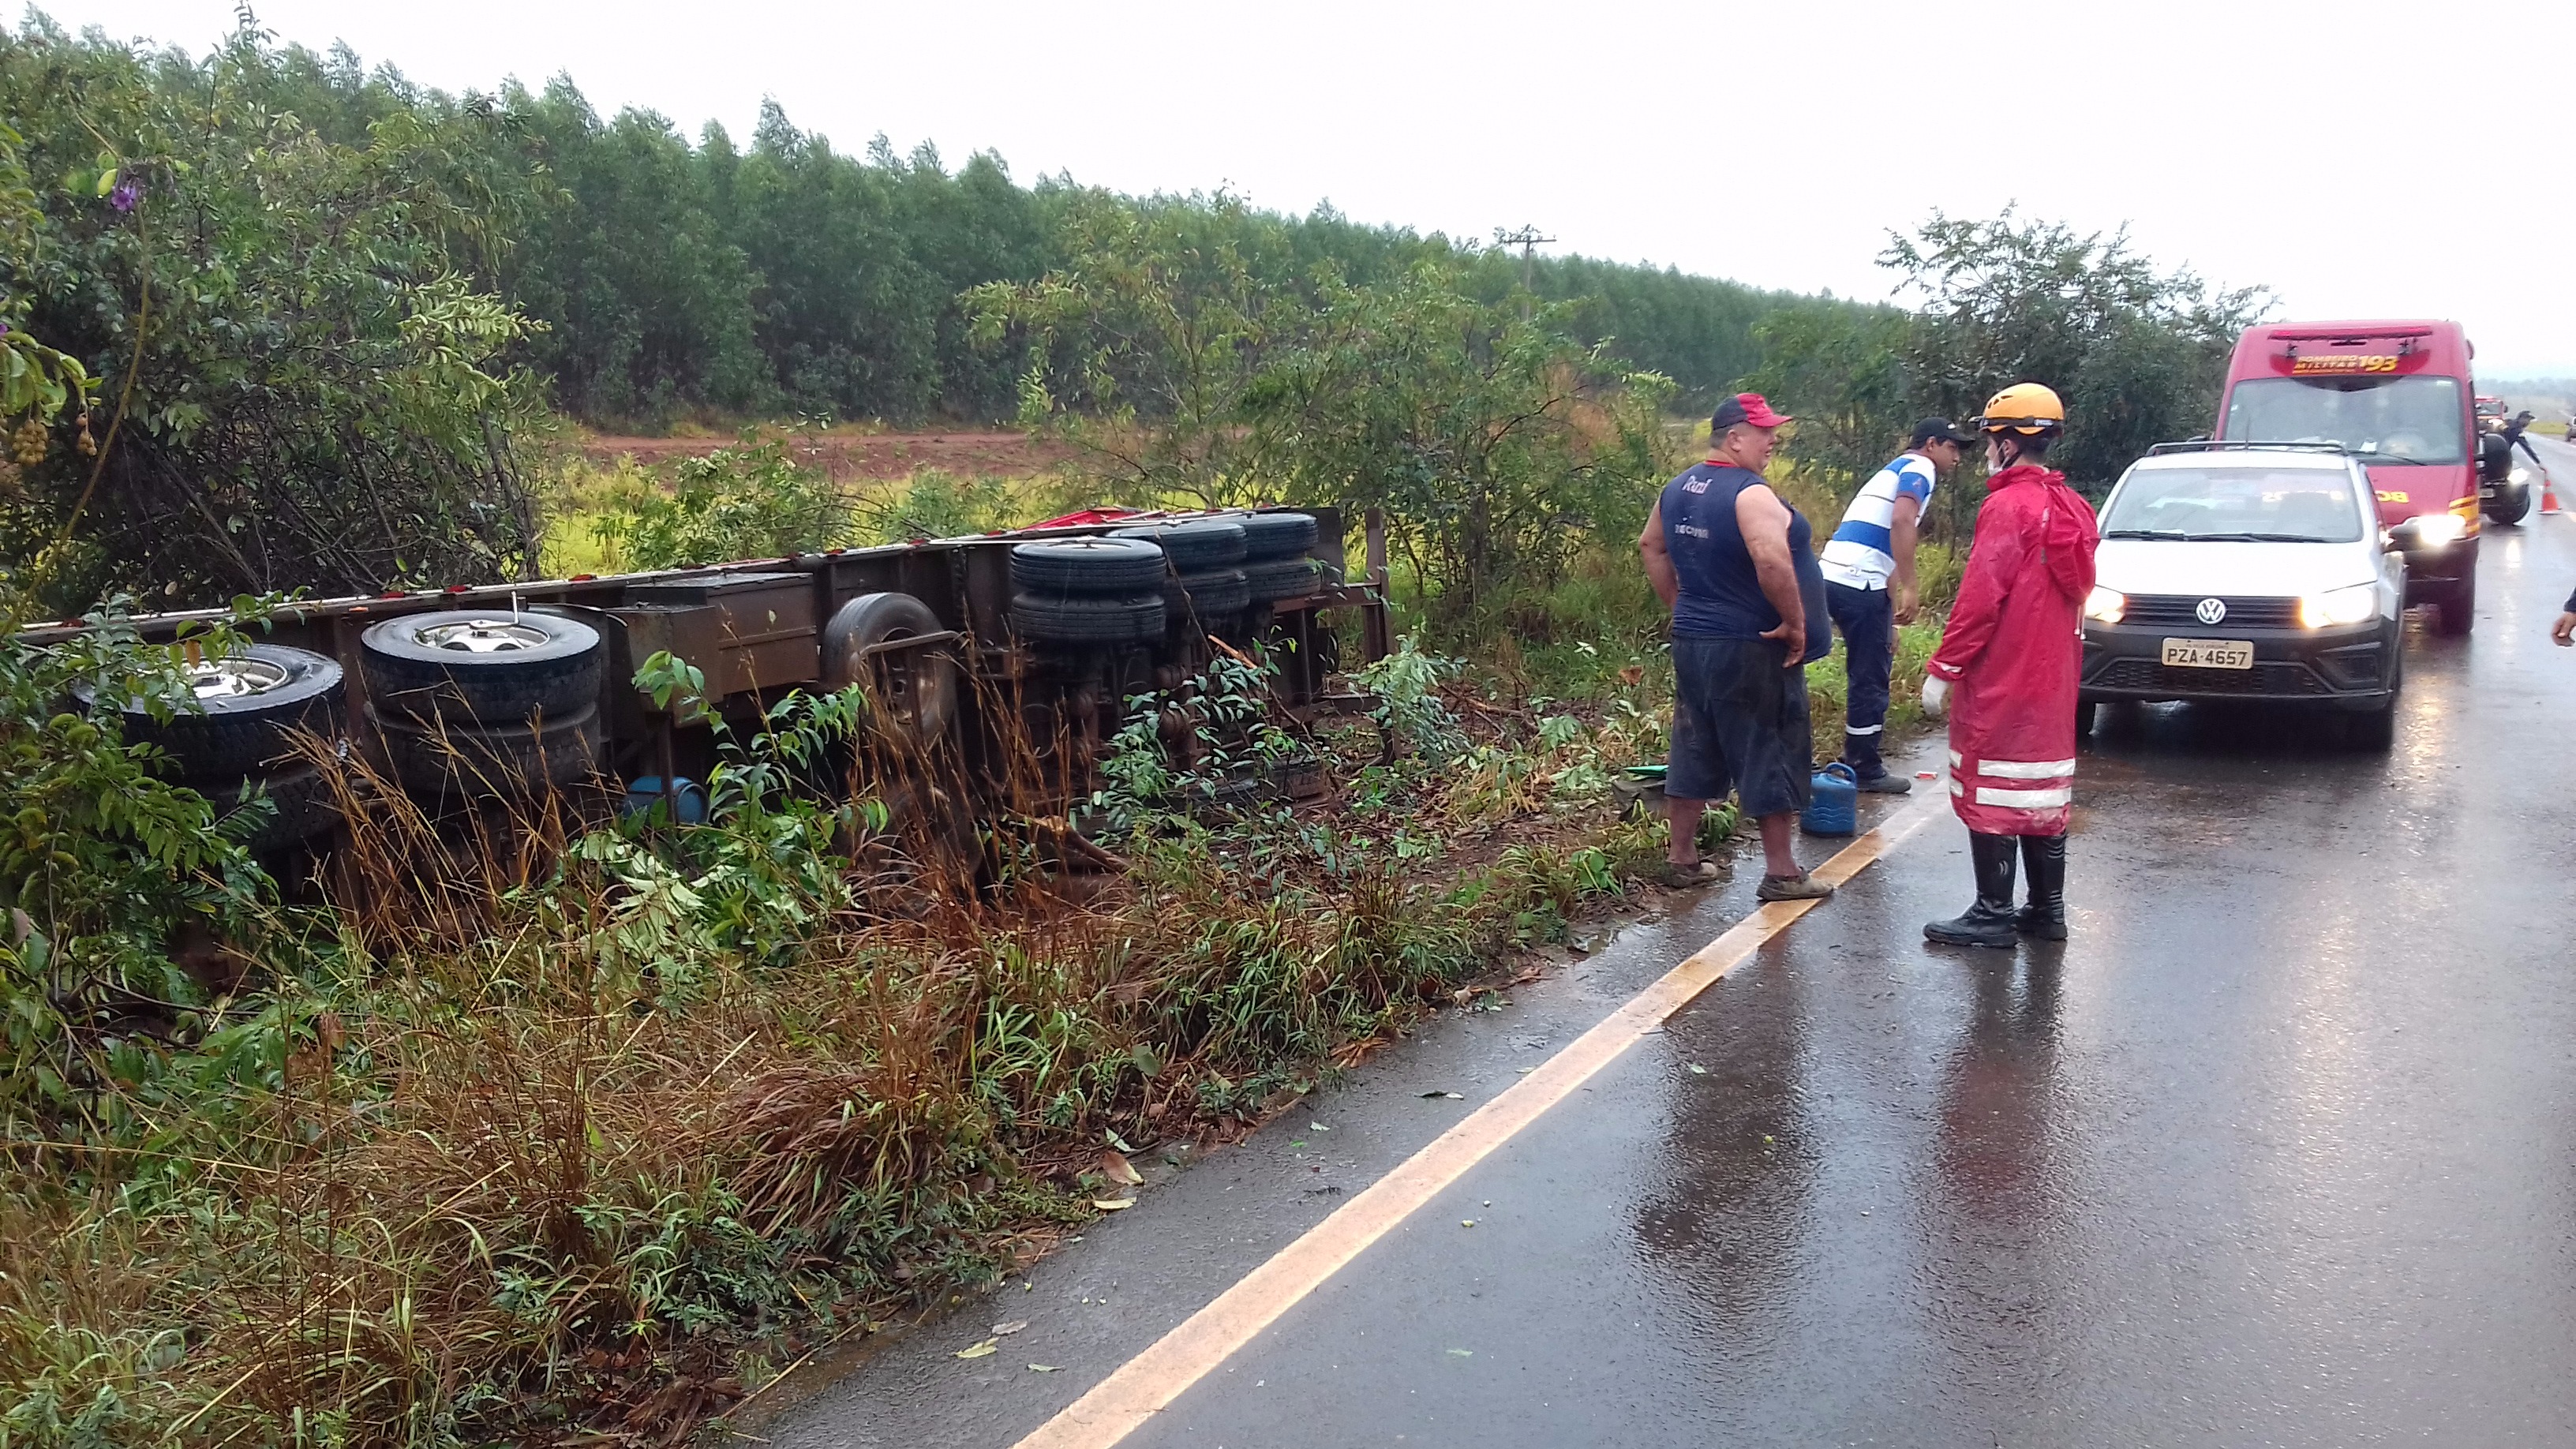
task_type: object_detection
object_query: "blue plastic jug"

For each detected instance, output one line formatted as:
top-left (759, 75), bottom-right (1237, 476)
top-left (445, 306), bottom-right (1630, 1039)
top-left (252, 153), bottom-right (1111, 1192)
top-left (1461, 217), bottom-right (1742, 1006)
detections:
top-left (622, 775), bottom-right (709, 825)
top-left (1800, 762), bottom-right (1859, 837)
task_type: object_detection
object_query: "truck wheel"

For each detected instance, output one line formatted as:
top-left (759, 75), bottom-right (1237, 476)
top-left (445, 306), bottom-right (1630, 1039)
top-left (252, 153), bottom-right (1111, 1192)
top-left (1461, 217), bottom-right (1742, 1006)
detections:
top-left (75, 642), bottom-right (345, 781)
top-left (1111, 519), bottom-right (1248, 572)
top-left (204, 761), bottom-right (343, 852)
top-left (824, 592), bottom-right (957, 747)
top-left (1244, 556), bottom-right (1323, 603)
top-left (369, 702), bottom-right (602, 796)
top-left (1009, 537), bottom-right (1167, 596)
top-left (1170, 567), bottom-right (1252, 620)
top-left (1009, 591), bottom-right (1166, 645)
top-left (2484, 483), bottom-right (2532, 526)
top-left (2432, 572), bottom-right (2477, 636)
top-left (361, 611), bottom-right (602, 725)
top-left (1236, 511), bottom-right (1320, 561)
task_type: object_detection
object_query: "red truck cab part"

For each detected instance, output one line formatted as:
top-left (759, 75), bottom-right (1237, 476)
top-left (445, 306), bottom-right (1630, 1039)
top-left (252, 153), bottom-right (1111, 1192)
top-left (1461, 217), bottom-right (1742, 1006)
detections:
top-left (2215, 320), bottom-right (2481, 632)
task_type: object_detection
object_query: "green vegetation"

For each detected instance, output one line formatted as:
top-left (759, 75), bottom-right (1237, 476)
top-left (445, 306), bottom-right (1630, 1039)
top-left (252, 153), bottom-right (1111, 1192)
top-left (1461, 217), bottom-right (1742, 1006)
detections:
top-left (0, 621), bottom-right (1672, 1447)
top-left (0, 15), bottom-right (1846, 613)
top-left (586, 437), bottom-right (852, 571)
top-left (1750, 208), bottom-right (2270, 506)
top-left (1, 26), bottom-right (550, 612)
top-left (0, 13), bottom-right (2281, 1446)
top-left (972, 194), bottom-right (1676, 641)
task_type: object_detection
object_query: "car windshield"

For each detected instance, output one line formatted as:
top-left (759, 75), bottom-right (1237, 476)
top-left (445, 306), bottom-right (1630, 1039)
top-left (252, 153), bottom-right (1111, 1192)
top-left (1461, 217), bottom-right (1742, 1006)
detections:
top-left (2101, 466), bottom-right (2364, 542)
top-left (2222, 375), bottom-right (2466, 463)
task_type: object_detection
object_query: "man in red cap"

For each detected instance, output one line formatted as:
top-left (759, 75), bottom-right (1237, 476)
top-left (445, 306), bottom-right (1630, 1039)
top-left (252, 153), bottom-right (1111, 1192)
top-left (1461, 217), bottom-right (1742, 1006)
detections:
top-left (1638, 393), bottom-right (1835, 899)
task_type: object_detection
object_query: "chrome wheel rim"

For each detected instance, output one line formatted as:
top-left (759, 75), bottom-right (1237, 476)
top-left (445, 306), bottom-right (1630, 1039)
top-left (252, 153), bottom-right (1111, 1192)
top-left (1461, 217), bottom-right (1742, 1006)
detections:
top-left (189, 657), bottom-right (291, 700)
top-left (414, 619), bottom-right (551, 653)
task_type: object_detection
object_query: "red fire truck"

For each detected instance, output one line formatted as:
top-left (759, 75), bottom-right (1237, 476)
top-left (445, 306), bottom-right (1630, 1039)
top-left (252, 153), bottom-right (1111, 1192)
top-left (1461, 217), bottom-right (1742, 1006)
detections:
top-left (2214, 320), bottom-right (2485, 634)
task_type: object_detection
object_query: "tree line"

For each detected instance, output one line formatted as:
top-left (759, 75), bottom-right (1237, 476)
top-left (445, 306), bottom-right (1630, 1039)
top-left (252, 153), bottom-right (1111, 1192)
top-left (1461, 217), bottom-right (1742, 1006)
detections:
top-left (0, 14), bottom-right (2262, 612)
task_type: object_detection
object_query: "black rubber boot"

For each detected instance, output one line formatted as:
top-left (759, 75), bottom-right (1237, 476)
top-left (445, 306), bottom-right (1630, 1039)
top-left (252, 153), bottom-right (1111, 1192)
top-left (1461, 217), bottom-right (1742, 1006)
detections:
top-left (1925, 832), bottom-right (2020, 948)
top-left (2016, 833), bottom-right (2068, 940)
top-left (1842, 732), bottom-right (1911, 793)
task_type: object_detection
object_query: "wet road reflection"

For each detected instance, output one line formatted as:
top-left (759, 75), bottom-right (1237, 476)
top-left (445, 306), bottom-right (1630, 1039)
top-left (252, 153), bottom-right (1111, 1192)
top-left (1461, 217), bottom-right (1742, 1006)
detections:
top-left (1632, 953), bottom-right (1816, 1334)
top-left (1919, 957), bottom-right (2068, 1417)
top-left (1065, 481), bottom-right (2576, 1449)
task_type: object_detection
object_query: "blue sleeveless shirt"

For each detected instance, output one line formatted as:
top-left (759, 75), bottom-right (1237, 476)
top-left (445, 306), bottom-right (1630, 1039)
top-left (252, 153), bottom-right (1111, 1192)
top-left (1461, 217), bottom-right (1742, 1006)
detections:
top-left (1658, 462), bottom-right (1831, 659)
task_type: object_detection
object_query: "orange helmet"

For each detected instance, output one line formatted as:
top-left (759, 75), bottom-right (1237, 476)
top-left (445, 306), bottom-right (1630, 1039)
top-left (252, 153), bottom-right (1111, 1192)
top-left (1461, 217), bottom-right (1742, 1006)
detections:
top-left (1978, 383), bottom-right (2065, 436)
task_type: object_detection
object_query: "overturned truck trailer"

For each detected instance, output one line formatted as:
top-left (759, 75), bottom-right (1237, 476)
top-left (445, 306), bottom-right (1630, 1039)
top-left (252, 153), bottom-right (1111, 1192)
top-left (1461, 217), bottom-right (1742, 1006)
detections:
top-left (37, 507), bottom-right (1391, 852)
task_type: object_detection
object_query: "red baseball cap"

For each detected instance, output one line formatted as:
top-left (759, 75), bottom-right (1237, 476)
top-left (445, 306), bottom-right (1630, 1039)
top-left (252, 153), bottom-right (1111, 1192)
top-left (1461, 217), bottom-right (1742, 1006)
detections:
top-left (1711, 392), bottom-right (1790, 431)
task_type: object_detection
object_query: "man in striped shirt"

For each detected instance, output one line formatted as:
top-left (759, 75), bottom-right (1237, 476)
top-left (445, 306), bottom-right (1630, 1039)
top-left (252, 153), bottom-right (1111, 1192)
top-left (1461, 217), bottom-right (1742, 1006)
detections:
top-left (1818, 419), bottom-right (1976, 791)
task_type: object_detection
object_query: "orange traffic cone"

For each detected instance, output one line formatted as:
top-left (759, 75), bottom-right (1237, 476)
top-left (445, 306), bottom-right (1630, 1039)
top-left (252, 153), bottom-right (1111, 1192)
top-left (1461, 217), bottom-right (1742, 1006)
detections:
top-left (2544, 469), bottom-right (2564, 516)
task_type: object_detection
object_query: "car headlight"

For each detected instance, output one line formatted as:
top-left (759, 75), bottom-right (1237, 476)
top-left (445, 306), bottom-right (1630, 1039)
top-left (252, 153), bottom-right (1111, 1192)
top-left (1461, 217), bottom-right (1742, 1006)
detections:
top-left (2299, 582), bottom-right (2379, 628)
top-left (2407, 511), bottom-right (2468, 546)
top-left (2084, 586), bottom-right (2126, 624)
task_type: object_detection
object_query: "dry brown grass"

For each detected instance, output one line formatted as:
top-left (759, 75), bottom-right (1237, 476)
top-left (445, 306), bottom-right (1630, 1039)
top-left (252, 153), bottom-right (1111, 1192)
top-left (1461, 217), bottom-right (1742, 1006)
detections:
top-left (0, 660), bottom-right (1659, 1447)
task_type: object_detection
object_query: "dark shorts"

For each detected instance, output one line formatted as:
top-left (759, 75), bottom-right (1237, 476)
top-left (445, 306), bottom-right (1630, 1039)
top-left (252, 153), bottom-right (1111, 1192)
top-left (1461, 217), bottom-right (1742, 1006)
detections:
top-left (1668, 635), bottom-right (1814, 817)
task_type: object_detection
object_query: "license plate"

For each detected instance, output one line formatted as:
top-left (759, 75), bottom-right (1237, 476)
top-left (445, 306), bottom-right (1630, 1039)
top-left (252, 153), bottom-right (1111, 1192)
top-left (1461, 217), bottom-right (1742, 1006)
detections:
top-left (2162, 638), bottom-right (2254, 669)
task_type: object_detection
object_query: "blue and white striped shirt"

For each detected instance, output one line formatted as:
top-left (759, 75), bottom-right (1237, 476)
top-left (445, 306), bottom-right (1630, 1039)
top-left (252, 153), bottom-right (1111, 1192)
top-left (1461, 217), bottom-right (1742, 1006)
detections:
top-left (1818, 452), bottom-right (1936, 590)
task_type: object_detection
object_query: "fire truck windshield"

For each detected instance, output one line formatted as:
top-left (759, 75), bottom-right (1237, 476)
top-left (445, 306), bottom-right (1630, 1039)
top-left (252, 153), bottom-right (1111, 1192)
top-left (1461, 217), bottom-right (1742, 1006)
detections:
top-left (2223, 375), bottom-right (2465, 464)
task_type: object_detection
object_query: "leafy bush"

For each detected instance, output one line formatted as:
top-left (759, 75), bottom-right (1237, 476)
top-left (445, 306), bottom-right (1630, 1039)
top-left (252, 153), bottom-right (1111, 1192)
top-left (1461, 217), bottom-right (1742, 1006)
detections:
top-left (852, 467), bottom-right (1016, 544)
top-left (1884, 207), bottom-right (2269, 489)
top-left (0, 595), bottom-right (278, 1128)
top-left (976, 218), bottom-right (1680, 640)
top-left (590, 438), bottom-right (851, 570)
top-left (1, 21), bottom-right (550, 608)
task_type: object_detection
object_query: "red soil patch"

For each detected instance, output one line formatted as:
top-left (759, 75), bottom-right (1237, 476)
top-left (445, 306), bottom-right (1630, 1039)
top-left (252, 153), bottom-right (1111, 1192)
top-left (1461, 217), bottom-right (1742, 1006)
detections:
top-left (578, 429), bottom-right (1071, 484)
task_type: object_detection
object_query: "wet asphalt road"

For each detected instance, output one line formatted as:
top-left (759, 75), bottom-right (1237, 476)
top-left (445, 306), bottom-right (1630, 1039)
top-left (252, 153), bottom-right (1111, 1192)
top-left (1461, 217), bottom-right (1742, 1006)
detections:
top-left (765, 447), bottom-right (2576, 1449)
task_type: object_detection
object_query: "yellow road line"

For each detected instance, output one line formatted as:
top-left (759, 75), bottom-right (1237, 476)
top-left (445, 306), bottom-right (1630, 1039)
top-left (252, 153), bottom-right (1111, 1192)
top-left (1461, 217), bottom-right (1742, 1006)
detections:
top-left (1013, 788), bottom-right (1950, 1449)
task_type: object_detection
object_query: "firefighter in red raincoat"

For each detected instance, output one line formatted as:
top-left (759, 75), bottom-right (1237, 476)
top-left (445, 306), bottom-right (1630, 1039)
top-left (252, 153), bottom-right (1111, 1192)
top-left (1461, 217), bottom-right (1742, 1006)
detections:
top-left (1917, 384), bottom-right (2099, 948)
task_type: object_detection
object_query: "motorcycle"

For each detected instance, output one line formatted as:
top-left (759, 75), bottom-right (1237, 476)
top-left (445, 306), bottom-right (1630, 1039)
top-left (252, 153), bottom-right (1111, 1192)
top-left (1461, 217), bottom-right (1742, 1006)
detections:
top-left (2478, 412), bottom-right (2540, 525)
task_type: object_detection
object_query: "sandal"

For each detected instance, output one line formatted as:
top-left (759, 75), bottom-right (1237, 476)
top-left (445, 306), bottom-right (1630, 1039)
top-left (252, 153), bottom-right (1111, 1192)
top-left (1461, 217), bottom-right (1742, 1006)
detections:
top-left (1658, 859), bottom-right (1724, 889)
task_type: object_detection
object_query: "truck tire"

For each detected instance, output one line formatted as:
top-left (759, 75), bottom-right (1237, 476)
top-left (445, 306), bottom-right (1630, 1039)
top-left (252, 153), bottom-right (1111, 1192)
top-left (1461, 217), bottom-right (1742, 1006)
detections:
top-left (1111, 519), bottom-right (1247, 572)
top-left (2484, 483), bottom-right (2531, 526)
top-left (1237, 511), bottom-right (1320, 562)
top-left (75, 642), bottom-right (345, 781)
top-left (1009, 537), bottom-right (1166, 597)
top-left (361, 611), bottom-right (602, 726)
top-left (824, 592), bottom-right (958, 747)
top-left (204, 762), bottom-right (343, 852)
top-left (1244, 556), bottom-right (1323, 603)
top-left (369, 702), bottom-right (602, 796)
top-left (1169, 567), bottom-right (1252, 619)
top-left (1009, 591), bottom-right (1166, 645)
top-left (2432, 572), bottom-right (2477, 636)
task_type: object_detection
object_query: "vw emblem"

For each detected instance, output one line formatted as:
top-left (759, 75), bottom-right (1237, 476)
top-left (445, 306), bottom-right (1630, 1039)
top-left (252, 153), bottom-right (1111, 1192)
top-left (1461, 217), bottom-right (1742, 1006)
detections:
top-left (2195, 597), bottom-right (2228, 625)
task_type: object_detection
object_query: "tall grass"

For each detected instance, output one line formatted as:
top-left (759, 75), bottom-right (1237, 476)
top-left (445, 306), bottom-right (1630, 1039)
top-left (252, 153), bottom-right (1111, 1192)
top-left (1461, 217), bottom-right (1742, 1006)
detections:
top-left (537, 447), bottom-right (1050, 578)
top-left (0, 645), bottom-right (1656, 1447)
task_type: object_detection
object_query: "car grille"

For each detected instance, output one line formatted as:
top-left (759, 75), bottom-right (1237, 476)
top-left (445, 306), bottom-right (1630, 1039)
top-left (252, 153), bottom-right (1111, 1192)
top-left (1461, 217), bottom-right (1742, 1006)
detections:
top-left (2119, 594), bottom-right (2303, 628)
top-left (2092, 657), bottom-right (2327, 695)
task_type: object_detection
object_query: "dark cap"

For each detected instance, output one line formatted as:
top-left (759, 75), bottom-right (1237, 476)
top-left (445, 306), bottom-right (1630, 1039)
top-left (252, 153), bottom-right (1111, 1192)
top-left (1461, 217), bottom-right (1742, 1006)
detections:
top-left (1911, 417), bottom-right (1978, 447)
top-left (1712, 392), bottom-right (1790, 432)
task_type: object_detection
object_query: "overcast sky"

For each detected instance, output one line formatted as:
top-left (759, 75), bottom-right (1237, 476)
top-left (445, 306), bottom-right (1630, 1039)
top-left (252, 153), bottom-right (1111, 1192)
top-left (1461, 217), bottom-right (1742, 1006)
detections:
top-left (32, 0), bottom-right (2576, 376)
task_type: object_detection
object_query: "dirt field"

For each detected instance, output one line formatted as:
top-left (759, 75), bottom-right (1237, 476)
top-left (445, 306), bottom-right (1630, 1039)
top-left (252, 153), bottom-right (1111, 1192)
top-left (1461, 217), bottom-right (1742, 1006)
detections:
top-left (577, 428), bottom-right (1070, 482)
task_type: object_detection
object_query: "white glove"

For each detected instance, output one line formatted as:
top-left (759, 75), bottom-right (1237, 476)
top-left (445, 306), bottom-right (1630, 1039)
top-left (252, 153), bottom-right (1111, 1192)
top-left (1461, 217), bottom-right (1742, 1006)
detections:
top-left (1920, 676), bottom-right (1952, 719)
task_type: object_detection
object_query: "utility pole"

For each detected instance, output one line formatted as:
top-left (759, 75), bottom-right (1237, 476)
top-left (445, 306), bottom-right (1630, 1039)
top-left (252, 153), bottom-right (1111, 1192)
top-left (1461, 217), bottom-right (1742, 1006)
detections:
top-left (1494, 224), bottom-right (1555, 318)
